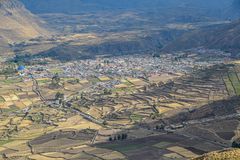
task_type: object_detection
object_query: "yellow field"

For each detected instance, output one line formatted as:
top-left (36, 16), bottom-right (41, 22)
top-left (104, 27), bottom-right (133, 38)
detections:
top-left (5, 101), bottom-right (14, 107)
top-left (164, 153), bottom-right (183, 159)
top-left (9, 94), bottom-right (19, 101)
top-left (11, 117), bottom-right (22, 124)
top-left (1, 95), bottom-right (12, 102)
top-left (86, 108), bottom-right (102, 119)
top-left (0, 147), bottom-right (6, 152)
top-left (19, 120), bottom-right (33, 128)
top-left (127, 78), bottom-right (146, 86)
top-left (41, 152), bottom-right (73, 159)
top-left (14, 101), bottom-right (26, 109)
top-left (99, 76), bottom-right (111, 81)
top-left (157, 107), bottom-right (173, 113)
top-left (80, 79), bottom-right (89, 84)
top-left (21, 99), bottom-right (32, 106)
top-left (233, 60), bottom-right (240, 64)
top-left (115, 84), bottom-right (128, 88)
top-left (165, 103), bottom-right (183, 108)
top-left (149, 73), bottom-right (178, 83)
top-left (167, 146), bottom-right (198, 158)
top-left (12, 126), bottom-right (55, 140)
top-left (2, 140), bottom-right (28, 148)
top-left (55, 115), bottom-right (102, 131)
top-left (29, 154), bottom-right (64, 160)
top-left (0, 102), bottom-right (9, 109)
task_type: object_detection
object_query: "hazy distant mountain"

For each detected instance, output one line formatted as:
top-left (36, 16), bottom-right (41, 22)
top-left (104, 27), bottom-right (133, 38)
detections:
top-left (233, 0), bottom-right (240, 9)
top-left (162, 20), bottom-right (240, 56)
top-left (21, 0), bottom-right (237, 19)
top-left (228, 0), bottom-right (240, 19)
top-left (0, 0), bottom-right (49, 55)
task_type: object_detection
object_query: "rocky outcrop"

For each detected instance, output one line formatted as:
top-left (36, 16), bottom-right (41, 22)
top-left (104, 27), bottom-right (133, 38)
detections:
top-left (194, 149), bottom-right (240, 160)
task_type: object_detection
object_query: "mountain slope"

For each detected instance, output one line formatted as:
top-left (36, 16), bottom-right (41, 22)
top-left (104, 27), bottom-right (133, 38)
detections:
top-left (162, 21), bottom-right (240, 56)
top-left (0, 0), bottom-right (49, 42)
top-left (194, 149), bottom-right (240, 160)
top-left (0, 0), bottom-right (49, 55)
top-left (21, 0), bottom-right (235, 20)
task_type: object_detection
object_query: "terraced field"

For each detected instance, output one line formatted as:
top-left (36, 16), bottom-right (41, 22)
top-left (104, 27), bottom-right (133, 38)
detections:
top-left (1, 63), bottom-right (240, 160)
top-left (223, 64), bottom-right (240, 96)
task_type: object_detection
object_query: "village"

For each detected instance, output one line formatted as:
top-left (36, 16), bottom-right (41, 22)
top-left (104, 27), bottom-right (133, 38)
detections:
top-left (0, 49), bottom-right (230, 111)
top-left (0, 49), bottom-right (238, 160)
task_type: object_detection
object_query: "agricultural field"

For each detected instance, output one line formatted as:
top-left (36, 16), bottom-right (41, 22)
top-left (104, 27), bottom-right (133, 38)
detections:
top-left (0, 77), bottom-right (39, 111)
top-left (0, 61), bottom-right (240, 160)
top-left (223, 64), bottom-right (240, 96)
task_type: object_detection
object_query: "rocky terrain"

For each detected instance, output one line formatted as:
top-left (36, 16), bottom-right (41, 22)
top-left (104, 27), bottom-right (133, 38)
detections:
top-left (0, 0), bottom-right (49, 56)
top-left (194, 149), bottom-right (240, 160)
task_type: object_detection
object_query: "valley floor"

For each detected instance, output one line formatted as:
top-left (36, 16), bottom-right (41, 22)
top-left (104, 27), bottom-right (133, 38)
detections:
top-left (0, 52), bottom-right (239, 160)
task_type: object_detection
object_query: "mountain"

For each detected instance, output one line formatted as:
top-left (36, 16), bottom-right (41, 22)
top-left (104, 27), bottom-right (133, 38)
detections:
top-left (0, 0), bottom-right (49, 55)
top-left (162, 21), bottom-right (240, 56)
top-left (21, 0), bottom-right (236, 20)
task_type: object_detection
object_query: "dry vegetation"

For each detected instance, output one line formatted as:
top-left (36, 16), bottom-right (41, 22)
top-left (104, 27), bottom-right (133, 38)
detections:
top-left (194, 149), bottom-right (240, 160)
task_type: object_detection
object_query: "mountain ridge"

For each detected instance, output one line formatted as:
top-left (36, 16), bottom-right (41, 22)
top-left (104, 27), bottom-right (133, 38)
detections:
top-left (21, 0), bottom-right (236, 19)
top-left (161, 20), bottom-right (240, 56)
top-left (0, 0), bottom-right (50, 55)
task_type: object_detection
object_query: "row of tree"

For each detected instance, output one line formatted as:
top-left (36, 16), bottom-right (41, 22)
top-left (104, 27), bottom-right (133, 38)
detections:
top-left (109, 133), bottom-right (128, 141)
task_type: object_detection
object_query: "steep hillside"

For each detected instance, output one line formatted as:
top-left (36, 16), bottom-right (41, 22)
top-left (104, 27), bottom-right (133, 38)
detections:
top-left (194, 149), bottom-right (240, 160)
top-left (0, 0), bottom-right (49, 42)
top-left (162, 21), bottom-right (240, 56)
top-left (0, 0), bottom-right (49, 55)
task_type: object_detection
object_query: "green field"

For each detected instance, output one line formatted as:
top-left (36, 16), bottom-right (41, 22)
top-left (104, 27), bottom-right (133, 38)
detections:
top-left (112, 87), bottom-right (134, 93)
top-left (0, 96), bottom-right (5, 103)
top-left (37, 79), bottom-right (50, 84)
top-left (0, 139), bottom-right (13, 146)
top-left (228, 72), bottom-right (240, 95)
top-left (224, 77), bottom-right (236, 96)
top-left (153, 141), bottom-right (171, 149)
top-left (130, 114), bottom-right (143, 122)
top-left (89, 77), bottom-right (100, 84)
top-left (49, 68), bottom-right (63, 74)
top-left (3, 78), bottom-right (22, 85)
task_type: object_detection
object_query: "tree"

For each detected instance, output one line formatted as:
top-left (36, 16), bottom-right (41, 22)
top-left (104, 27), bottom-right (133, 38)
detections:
top-left (115, 92), bottom-right (119, 98)
top-left (80, 92), bottom-right (84, 99)
top-left (232, 139), bottom-right (240, 148)
top-left (121, 133), bottom-right (128, 140)
top-left (103, 88), bottom-right (112, 95)
top-left (103, 120), bottom-right (107, 125)
top-left (124, 134), bottom-right (128, 139)
top-left (55, 92), bottom-right (64, 100)
top-left (143, 86), bottom-right (147, 92)
top-left (2, 153), bottom-right (7, 159)
top-left (51, 73), bottom-right (61, 87)
top-left (117, 134), bottom-right (121, 140)
top-left (121, 134), bottom-right (126, 140)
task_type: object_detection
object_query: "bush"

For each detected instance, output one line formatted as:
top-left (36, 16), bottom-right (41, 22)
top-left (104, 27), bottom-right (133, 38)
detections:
top-left (232, 140), bottom-right (240, 148)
